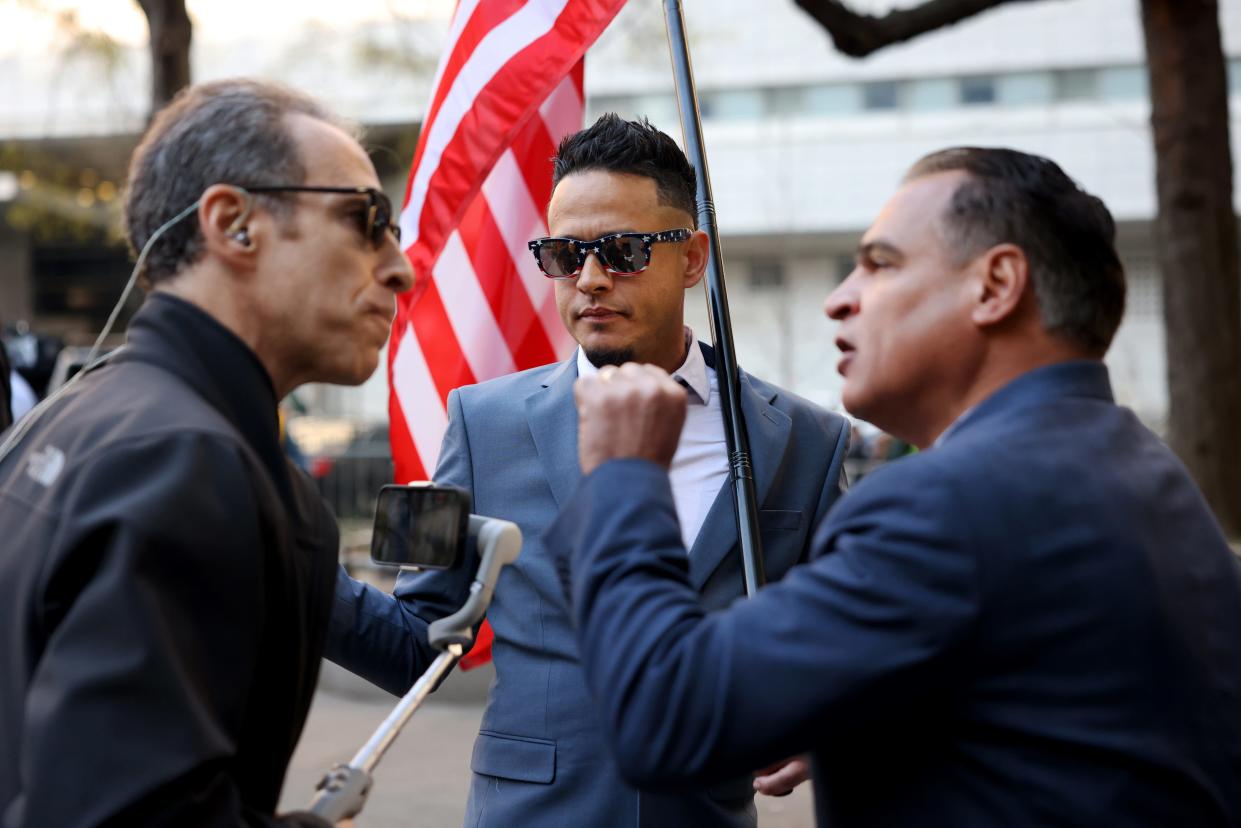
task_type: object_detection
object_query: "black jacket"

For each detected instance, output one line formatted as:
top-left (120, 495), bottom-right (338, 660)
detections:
top-left (0, 294), bottom-right (338, 827)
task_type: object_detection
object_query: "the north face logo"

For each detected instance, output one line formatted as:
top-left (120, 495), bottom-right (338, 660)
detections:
top-left (26, 445), bottom-right (65, 488)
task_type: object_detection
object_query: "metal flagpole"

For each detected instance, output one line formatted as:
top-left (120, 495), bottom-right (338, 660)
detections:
top-left (662, 0), bottom-right (766, 595)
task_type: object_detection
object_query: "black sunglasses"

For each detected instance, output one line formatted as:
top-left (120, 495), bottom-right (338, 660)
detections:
top-left (236, 185), bottom-right (401, 249)
top-left (527, 228), bottom-right (692, 279)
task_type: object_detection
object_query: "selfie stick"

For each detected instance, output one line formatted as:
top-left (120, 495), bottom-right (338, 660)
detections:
top-left (308, 516), bottom-right (522, 822)
top-left (663, 0), bottom-right (766, 595)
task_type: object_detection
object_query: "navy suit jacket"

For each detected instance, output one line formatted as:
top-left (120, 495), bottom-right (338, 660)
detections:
top-left (550, 361), bottom-right (1241, 827)
top-left (326, 344), bottom-right (850, 827)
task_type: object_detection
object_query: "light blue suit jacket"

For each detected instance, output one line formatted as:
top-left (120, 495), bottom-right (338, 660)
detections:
top-left (326, 344), bottom-right (850, 827)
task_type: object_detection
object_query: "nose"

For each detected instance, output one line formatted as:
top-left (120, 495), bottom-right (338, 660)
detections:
top-left (824, 267), bottom-right (861, 321)
top-left (574, 252), bottom-right (614, 295)
top-left (377, 237), bottom-right (414, 294)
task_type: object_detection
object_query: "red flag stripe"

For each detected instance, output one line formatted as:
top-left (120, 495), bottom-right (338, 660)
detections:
top-left (457, 196), bottom-right (558, 369)
top-left (390, 1), bottom-right (626, 668)
top-left (410, 0), bottom-right (528, 181)
top-left (402, 0), bottom-right (575, 247)
top-left (402, 0), bottom-right (623, 279)
top-left (408, 280), bottom-right (477, 402)
top-left (479, 148), bottom-right (568, 349)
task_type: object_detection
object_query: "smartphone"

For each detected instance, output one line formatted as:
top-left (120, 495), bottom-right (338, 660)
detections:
top-left (370, 484), bottom-right (470, 570)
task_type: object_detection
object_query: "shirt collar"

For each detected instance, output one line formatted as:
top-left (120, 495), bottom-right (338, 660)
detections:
top-left (575, 327), bottom-right (712, 404)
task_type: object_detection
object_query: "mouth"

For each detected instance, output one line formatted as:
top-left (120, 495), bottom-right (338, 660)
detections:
top-left (578, 306), bottom-right (625, 322)
top-left (363, 307), bottom-right (394, 338)
top-left (835, 337), bottom-right (855, 375)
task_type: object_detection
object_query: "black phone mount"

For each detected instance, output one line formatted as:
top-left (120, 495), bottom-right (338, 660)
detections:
top-left (308, 514), bottom-right (521, 823)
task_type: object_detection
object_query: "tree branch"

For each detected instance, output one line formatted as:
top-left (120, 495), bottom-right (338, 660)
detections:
top-left (792, 0), bottom-right (1042, 57)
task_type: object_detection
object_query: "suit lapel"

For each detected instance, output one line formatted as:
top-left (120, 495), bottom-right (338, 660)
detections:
top-left (525, 358), bottom-right (582, 506)
top-left (688, 368), bottom-right (792, 590)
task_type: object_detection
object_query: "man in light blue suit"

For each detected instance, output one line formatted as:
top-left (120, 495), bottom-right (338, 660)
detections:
top-left (551, 147), bottom-right (1241, 827)
top-left (326, 115), bottom-right (851, 827)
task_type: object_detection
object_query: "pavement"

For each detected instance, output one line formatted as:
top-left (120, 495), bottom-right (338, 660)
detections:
top-left (281, 661), bottom-right (814, 827)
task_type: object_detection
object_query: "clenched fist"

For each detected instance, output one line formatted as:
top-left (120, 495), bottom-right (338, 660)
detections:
top-left (574, 363), bottom-right (688, 475)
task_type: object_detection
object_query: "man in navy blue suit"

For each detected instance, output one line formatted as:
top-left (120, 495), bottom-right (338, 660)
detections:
top-left (550, 147), bottom-right (1241, 826)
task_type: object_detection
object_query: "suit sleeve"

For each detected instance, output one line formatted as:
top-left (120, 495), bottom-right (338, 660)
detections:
top-left (17, 434), bottom-right (329, 828)
top-left (325, 387), bottom-right (479, 696)
top-left (547, 457), bottom-right (979, 789)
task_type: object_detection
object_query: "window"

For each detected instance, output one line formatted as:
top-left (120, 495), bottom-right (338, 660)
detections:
top-left (1099, 66), bottom-right (1147, 101)
top-left (1055, 69), bottom-right (1098, 102)
top-left (766, 87), bottom-right (804, 117)
top-left (862, 81), bottom-right (900, 111)
top-left (906, 78), bottom-right (956, 111)
top-left (750, 260), bottom-right (785, 290)
top-left (803, 84), bottom-right (863, 116)
top-left (997, 72), bottom-right (1054, 106)
top-left (587, 95), bottom-right (632, 121)
top-left (959, 76), bottom-right (997, 106)
top-left (702, 89), bottom-right (764, 121)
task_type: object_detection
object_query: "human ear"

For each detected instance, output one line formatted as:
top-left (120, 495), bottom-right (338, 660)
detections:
top-left (682, 229), bottom-right (709, 290)
top-left (198, 184), bottom-right (258, 268)
top-left (971, 243), bottom-right (1029, 328)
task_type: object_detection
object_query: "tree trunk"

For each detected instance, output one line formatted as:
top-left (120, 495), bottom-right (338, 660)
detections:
top-left (1141, 0), bottom-right (1241, 538)
top-left (136, 0), bottom-right (192, 115)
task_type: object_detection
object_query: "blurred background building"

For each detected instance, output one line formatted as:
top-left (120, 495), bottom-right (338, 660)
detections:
top-left (2, 0), bottom-right (1239, 484)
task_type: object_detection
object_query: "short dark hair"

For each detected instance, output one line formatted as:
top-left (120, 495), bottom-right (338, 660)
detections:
top-left (905, 147), bottom-right (1125, 355)
top-left (124, 78), bottom-right (359, 286)
top-left (552, 114), bottom-right (698, 223)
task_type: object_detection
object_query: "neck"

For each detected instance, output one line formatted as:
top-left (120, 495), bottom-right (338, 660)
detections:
top-left (155, 270), bottom-right (292, 398)
top-left (901, 337), bottom-right (1094, 449)
top-left (647, 328), bottom-right (690, 374)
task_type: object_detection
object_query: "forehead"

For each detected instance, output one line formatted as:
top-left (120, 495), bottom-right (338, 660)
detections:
top-left (285, 112), bottom-right (379, 187)
top-left (862, 170), bottom-right (966, 249)
top-left (548, 170), bottom-right (688, 236)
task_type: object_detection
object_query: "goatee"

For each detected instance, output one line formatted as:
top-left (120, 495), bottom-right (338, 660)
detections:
top-left (584, 347), bottom-right (635, 368)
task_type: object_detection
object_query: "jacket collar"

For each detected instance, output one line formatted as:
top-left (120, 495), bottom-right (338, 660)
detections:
top-left (115, 292), bottom-right (293, 505)
top-left (687, 342), bottom-right (789, 588)
top-left (526, 341), bottom-right (792, 588)
top-left (936, 359), bottom-right (1114, 448)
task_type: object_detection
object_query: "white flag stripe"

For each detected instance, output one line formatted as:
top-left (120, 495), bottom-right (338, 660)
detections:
top-left (538, 74), bottom-right (583, 143)
top-left (434, 231), bottom-right (520, 379)
top-left (421, 0), bottom-right (486, 123)
top-left (392, 325), bottom-right (449, 474)
top-left (401, 0), bottom-right (571, 246)
top-left (481, 149), bottom-right (556, 321)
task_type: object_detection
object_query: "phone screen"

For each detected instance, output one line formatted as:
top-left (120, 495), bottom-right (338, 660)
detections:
top-left (370, 485), bottom-right (469, 570)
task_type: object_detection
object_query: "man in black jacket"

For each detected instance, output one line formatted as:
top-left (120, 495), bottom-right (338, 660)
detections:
top-left (0, 79), bottom-right (412, 827)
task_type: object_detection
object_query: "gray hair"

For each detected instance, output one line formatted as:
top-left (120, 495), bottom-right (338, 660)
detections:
top-left (123, 78), bottom-right (361, 285)
top-left (905, 147), bottom-right (1125, 356)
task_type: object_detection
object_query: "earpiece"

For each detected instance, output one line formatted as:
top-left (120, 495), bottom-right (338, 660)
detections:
top-left (224, 186), bottom-right (255, 244)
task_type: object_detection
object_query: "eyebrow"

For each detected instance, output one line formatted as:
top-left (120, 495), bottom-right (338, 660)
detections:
top-left (856, 239), bottom-right (904, 263)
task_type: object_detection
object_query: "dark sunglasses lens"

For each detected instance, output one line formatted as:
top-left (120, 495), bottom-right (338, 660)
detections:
top-left (600, 235), bottom-right (648, 273)
top-left (368, 194), bottom-right (397, 248)
top-left (538, 240), bottom-right (582, 278)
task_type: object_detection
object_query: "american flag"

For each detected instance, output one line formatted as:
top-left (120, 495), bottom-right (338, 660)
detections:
top-left (389, 0), bottom-right (627, 482)
top-left (388, 0), bottom-right (627, 666)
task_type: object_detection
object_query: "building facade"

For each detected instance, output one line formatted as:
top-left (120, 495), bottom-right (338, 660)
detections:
top-left (1, 0), bottom-right (1239, 427)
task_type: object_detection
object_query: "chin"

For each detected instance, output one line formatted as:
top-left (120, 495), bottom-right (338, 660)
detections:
top-left (840, 385), bottom-right (874, 422)
top-left (335, 353), bottom-right (381, 387)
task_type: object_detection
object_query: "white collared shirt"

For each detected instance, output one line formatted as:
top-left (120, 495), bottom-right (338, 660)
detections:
top-left (576, 328), bottom-right (730, 551)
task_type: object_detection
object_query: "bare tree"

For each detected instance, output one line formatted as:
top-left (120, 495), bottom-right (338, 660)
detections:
top-left (794, 0), bottom-right (1241, 538)
top-left (135, 0), bottom-right (192, 114)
